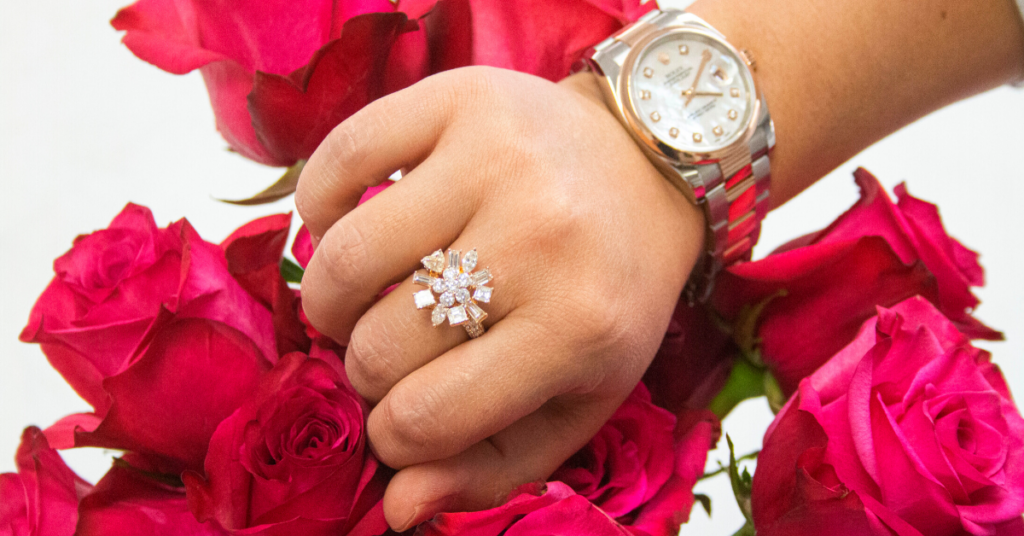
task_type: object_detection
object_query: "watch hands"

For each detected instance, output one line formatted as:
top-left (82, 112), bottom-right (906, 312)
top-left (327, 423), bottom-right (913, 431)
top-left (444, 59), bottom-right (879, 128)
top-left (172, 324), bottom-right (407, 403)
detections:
top-left (682, 91), bottom-right (724, 98)
top-left (684, 49), bottom-right (713, 107)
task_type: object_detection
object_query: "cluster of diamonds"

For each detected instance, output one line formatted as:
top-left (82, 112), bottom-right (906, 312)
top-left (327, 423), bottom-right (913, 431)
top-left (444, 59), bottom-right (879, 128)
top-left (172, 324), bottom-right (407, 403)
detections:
top-left (412, 249), bottom-right (493, 337)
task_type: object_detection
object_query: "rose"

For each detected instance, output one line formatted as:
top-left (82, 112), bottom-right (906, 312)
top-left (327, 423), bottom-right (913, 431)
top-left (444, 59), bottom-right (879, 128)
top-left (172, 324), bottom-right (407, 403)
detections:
top-left (643, 300), bottom-right (734, 414)
top-left (110, 0), bottom-right (653, 167)
top-left (76, 454), bottom-right (228, 536)
top-left (0, 427), bottom-right (92, 536)
top-left (550, 384), bottom-right (717, 536)
top-left (419, 384), bottom-right (717, 536)
top-left (21, 204), bottom-right (283, 472)
top-left (712, 169), bottom-right (1000, 395)
top-left (221, 213), bottom-right (310, 355)
top-left (20, 203), bottom-right (276, 413)
top-left (183, 351), bottom-right (387, 536)
top-left (421, 482), bottom-right (632, 535)
top-left (752, 297), bottom-right (1024, 536)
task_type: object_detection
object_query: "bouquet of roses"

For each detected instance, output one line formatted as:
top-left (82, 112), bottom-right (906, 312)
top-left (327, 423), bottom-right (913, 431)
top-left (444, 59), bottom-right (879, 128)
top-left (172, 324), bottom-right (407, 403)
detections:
top-left (3, 1), bottom-right (1022, 535)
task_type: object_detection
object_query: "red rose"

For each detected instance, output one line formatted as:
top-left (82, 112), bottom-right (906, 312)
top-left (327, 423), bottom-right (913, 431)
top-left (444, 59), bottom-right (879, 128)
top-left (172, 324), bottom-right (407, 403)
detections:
top-left (183, 352), bottom-right (387, 536)
top-left (550, 384), bottom-right (717, 536)
top-left (713, 169), bottom-right (1000, 395)
top-left (421, 482), bottom-right (632, 536)
top-left (76, 454), bottom-right (227, 536)
top-left (752, 297), bottom-right (1024, 536)
top-left (643, 300), bottom-right (734, 414)
top-left (21, 204), bottom-right (279, 472)
top-left (20, 204), bottom-right (276, 413)
top-left (0, 427), bottom-right (92, 536)
top-left (110, 0), bottom-right (651, 167)
top-left (221, 213), bottom-right (310, 356)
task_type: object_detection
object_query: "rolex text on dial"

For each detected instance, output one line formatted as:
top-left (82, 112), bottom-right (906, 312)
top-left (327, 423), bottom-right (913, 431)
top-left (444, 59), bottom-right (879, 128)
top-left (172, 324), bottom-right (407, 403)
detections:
top-left (628, 29), bottom-right (756, 153)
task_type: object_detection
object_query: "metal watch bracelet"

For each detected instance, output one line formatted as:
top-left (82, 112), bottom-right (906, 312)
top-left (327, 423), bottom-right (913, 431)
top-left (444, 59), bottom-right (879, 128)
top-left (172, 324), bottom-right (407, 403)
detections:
top-left (587, 8), bottom-right (775, 304)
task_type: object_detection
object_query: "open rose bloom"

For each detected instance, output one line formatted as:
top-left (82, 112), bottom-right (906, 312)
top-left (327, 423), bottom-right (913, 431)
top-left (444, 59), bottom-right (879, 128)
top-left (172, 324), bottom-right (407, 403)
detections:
top-left (7, 0), bottom-right (1024, 531)
top-left (753, 298), bottom-right (1024, 535)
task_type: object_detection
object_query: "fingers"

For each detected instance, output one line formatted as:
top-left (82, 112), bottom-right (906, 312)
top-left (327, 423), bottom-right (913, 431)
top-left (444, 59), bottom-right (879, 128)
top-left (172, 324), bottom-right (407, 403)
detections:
top-left (381, 395), bottom-right (621, 531)
top-left (300, 157), bottom-right (476, 343)
top-left (295, 74), bottom-right (455, 242)
top-left (343, 217), bottom-right (537, 403)
top-left (365, 314), bottom-right (589, 470)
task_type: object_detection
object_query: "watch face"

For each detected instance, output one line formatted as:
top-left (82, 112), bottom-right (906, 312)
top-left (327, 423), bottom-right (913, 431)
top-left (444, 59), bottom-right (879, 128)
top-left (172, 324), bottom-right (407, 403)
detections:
top-left (628, 29), bottom-right (756, 153)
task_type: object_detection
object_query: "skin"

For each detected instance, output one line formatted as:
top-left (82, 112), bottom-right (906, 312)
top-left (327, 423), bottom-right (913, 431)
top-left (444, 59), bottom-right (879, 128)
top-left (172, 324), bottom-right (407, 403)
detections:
top-left (295, 0), bottom-right (1024, 530)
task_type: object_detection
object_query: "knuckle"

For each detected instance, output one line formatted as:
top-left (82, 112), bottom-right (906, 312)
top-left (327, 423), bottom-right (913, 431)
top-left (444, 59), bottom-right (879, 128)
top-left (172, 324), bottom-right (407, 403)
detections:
top-left (371, 387), bottom-right (441, 465)
top-left (317, 218), bottom-right (369, 285)
top-left (345, 319), bottom-right (399, 402)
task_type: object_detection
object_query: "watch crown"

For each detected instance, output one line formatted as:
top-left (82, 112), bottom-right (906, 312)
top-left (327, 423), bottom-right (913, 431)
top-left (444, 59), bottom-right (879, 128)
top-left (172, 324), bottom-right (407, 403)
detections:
top-left (740, 48), bottom-right (757, 71)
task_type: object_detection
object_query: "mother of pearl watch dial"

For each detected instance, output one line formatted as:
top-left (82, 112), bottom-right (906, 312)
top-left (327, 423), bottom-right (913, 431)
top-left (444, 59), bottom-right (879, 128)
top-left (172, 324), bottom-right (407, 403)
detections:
top-left (629, 30), bottom-right (756, 153)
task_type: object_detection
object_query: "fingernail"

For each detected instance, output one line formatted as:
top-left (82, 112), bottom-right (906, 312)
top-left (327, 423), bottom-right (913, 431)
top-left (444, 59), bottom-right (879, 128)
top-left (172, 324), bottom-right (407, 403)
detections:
top-left (394, 494), bottom-right (458, 532)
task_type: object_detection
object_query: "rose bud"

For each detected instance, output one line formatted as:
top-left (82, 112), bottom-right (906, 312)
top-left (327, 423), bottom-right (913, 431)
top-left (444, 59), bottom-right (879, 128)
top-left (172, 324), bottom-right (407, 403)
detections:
top-left (0, 427), bottom-right (92, 536)
top-left (713, 168), bottom-right (1000, 395)
top-left (752, 297), bottom-right (1024, 536)
top-left (183, 351), bottom-right (387, 536)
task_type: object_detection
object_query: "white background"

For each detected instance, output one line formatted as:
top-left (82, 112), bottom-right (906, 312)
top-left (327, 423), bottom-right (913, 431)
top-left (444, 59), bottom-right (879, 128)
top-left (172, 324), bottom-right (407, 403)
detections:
top-left (1, 1), bottom-right (1021, 534)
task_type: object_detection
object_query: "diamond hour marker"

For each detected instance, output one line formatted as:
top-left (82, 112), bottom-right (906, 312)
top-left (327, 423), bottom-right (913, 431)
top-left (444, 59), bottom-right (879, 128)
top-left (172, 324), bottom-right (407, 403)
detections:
top-left (658, 52), bottom-right (670, 65)
top-left (728, 109), bottom-right (738, 120)
top-left (650, 111), bottom-right (661, 122)
top-left (669, 127), bottom-right (679, 138)
top-left (731, 88), bottom-right (740, 98)
top-left (643, 67), bottom-right (654, 78)
top-left (640, 90), bottom-right (651, 100)
top-left (693, 133), bottom-right (703, 143)
top-left (713, 126), bottom-right (724, 136)
top-left (679, 44), bottom-right (689, 55)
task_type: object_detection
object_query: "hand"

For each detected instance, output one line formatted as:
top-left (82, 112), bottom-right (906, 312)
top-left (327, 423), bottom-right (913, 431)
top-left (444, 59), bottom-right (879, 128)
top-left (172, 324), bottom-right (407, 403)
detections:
top-left (684, 48), bottom-right (713, 107)
top-left (295, 66), bottom-right (705, 531)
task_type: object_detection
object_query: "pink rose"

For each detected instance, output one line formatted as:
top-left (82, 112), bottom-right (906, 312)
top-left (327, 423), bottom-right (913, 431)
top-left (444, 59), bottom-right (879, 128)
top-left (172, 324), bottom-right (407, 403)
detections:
top-left (76, 454), bottom-right (227, 536)
top-left (421, 482), bottom-right (632, 536)
top-left (713, 169), bottom-right (1000, 395)
top-left (110, 0), bottom-right (652, 167)
top-left (550, 384), bottom-right (717, 536)
top-left (752, 297), bottom-right (1024, 535)
top-left (21, 203), bottom-right (276, 413)
top-left (183, 351), bottom-right (387, 536)
top-left (0, 427), bottom-right (92, 536)
top-left (21, 204), bottom-right (279, 472)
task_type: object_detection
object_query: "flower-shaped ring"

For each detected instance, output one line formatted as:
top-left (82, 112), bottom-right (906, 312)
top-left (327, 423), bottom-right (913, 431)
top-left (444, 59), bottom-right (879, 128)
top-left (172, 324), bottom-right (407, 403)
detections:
top-left (412, 249), bottom-right (493, 338)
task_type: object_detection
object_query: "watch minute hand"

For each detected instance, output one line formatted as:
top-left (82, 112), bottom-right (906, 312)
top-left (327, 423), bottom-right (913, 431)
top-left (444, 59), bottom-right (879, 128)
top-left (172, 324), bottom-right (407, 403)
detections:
top-left (684, 49), bottom-right (713, 107)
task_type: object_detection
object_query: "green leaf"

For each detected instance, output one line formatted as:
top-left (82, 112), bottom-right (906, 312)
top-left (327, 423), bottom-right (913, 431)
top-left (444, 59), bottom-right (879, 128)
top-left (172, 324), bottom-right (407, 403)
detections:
top-left (280, 257), bottom-right (304, 284)
top-left (112, 457), bottom-right (183, 488)
top-left (763, 370), bottom-right (787, 414)
top-left (726, 435), bottom-right (754, 523)
top-left (709, 359), bottom-right (766, 420)
top-left (694, 493), bottom-right (712, 516)
top-left (730, 521), bottom-right (757, 536)
top-left (731, 289), bottom-right (787, 367)
top-left (218, 159), bottom-right (306, 206)
top-left (699, 449), bottom-right (760, 481)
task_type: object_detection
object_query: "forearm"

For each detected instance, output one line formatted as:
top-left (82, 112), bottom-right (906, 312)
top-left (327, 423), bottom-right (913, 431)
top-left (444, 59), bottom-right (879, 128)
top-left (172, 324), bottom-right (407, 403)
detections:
top-left (570, 0), bottom-right (1024, 208)
top-left (690, 0), bottom-right (1024, 206)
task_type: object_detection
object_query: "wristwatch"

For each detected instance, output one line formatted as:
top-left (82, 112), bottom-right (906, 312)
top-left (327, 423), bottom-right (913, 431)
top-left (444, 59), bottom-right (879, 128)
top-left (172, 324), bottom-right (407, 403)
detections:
top-left (581, 7), bottom-right (774, 303)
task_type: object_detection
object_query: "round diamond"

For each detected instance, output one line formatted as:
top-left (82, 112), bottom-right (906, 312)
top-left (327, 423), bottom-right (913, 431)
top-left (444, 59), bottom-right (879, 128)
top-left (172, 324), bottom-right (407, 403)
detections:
top-left (457, 273), bottom-right (471, 288)
top-left (456, 288), bottom-right (470, 304)
top-left (440, 291), bottom-right (456, 307)
top-left (442, 267), bottom-right (457, 281)
top-left (445, 279), bottom-right (458, 292)
top-left (432, 280), bottom-right (446, 294)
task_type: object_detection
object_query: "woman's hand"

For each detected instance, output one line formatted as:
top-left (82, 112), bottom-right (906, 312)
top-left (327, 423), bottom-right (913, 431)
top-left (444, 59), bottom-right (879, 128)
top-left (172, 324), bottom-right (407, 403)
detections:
top-left (295, 66), bottom-right (704, 531)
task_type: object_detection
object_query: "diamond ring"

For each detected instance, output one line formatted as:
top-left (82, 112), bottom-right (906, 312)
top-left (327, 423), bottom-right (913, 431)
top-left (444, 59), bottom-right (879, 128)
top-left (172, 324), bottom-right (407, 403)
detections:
top-left (412, 248), bottom-right (493, 338)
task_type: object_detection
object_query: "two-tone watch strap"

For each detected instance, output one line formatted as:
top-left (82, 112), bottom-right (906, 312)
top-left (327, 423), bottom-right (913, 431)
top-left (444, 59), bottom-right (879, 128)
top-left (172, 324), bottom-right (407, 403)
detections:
top-left (685, 112), bottom-right (774, 304)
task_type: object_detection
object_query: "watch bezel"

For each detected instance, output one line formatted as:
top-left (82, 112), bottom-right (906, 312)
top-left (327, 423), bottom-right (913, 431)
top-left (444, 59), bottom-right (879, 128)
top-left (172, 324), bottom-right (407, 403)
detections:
top-left (619, 25), bottom-right (762, 165)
